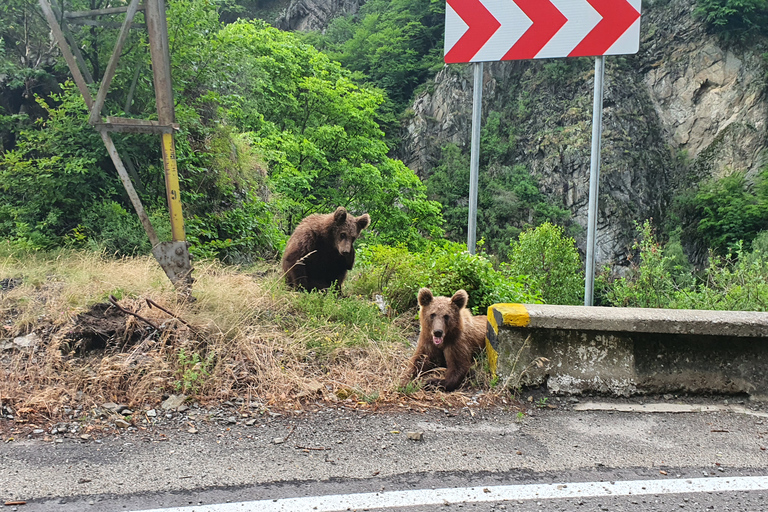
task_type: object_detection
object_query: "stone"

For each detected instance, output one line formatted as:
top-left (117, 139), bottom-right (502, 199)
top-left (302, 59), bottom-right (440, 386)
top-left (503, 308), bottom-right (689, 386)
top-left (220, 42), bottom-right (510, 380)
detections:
top-left (13, 333), bottom-right (39, 349)
top-left (161, 394), bottom-right (187, 411)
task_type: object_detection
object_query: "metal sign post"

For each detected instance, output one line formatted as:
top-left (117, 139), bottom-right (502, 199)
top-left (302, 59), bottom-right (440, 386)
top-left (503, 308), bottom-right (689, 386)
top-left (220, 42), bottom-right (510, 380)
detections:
top-left (584, 55), bottom-right (605, 306)
top-left (467, 62), bottom-right (483, 255)
top-left (445, 0), bottom-right (641, 299)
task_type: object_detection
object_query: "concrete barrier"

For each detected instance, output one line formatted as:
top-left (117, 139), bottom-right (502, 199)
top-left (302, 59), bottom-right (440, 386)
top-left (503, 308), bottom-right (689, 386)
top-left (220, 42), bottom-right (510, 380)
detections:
top-left (485, 304), bottom-right (768, 400)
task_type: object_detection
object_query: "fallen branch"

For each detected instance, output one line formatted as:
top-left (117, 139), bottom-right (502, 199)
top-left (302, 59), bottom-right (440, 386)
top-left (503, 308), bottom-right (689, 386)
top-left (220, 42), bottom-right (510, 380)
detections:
top-left (146, 298), bottom-right (193, 329)
top-left (108, 295), bottom-right (159, 330)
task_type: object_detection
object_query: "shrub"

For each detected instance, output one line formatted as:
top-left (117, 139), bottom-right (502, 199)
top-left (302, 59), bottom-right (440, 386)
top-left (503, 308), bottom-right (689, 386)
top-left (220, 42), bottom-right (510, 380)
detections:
top-left (506, 222), bottom-right (584, 305)
top-left (599, 221), bottom-right (768, 311)
top-left (347, 241), bottom-right (540, 314)
top-left (599, 220), bottom-right (684, 308)
top-left (695, 0), bottom-right (768, 41)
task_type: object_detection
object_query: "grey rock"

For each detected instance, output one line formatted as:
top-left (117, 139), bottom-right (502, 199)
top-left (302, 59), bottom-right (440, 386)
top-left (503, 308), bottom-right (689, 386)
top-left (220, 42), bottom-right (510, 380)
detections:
top-left (13, 332), bottom-right (39, 349)
top-left (161, 394), bottom-right (187, 411)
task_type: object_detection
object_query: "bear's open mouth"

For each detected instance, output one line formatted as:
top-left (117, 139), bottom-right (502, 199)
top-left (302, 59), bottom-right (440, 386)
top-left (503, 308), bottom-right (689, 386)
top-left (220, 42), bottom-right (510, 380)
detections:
top-left (432, 335), bottom-right (443, 345)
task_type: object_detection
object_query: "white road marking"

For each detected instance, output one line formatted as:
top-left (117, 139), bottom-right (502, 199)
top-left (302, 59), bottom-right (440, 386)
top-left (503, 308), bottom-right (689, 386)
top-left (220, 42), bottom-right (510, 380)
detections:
top-left (132, 475), bottom-right (768, 512)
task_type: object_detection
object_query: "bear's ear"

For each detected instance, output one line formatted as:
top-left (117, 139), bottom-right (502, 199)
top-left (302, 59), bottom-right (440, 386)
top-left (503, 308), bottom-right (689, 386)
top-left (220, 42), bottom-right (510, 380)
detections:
top-left (333, 207), bottom-right (348, 225)
top-left (417, 288), bottom-right (433, 307)
top-left (356, 213), bottom-right (370, 232)
top-left (450, 289), bottom-right (468, 310)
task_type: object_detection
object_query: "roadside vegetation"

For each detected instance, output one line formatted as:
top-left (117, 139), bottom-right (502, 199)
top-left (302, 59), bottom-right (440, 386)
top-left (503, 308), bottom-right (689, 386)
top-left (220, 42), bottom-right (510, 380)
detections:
top-left (1, 0), bottom-right (768, 426)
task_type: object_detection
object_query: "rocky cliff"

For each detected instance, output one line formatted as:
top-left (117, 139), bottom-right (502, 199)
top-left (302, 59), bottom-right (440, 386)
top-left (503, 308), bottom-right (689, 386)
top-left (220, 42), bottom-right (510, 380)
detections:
top-left (275, 0), bottom-right (363, 31)
top-left (400, 0), bottom-right (767, 266)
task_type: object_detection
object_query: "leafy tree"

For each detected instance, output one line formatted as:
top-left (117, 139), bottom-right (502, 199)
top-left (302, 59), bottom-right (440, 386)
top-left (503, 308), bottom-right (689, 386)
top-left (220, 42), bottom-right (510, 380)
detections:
top-left (1, 0), bottom-right (443, 258)
top-left (677, 168), bottom-right (768, 257)
top-left (506, 222), bottom-right (584, 305)
top-left (302, 0), bottom-right (445, 133)
top-left (199, 20), bottom-right (444, 249)
top-left (0, 85), bottom-right (114, 249)
top-left (695, 0), bottom-right (768, 41)
top-left (427, 140), bottom-right (569, 259)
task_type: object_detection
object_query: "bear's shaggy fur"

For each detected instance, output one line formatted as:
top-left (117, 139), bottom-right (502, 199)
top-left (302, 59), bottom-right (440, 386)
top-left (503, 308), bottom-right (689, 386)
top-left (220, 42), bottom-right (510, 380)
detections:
top-left (404, 288), bottom-right (487, 391)
top-left (281, 206), bottom-right (370, 292)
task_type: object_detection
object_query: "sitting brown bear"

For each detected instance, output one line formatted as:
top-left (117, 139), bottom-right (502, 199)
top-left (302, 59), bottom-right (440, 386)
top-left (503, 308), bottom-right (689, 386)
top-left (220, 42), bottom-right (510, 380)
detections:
top-left (281, 206), bottom-right (370, 292)
top-left (404, 288), bottom-right (487, 391)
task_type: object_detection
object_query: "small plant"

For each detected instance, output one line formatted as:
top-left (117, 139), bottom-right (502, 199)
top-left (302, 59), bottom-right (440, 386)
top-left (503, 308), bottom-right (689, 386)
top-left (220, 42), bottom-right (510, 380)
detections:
top-left (515, 411), bottom-right (525, 423)
top-left (355, 389), bottom-right (380, 404)
top-left (535, 397), bottom-right (549, 408)
top-left (175, 348), bottom-right (215, 395)
top-left (397, 380), bottom-right (422, 396)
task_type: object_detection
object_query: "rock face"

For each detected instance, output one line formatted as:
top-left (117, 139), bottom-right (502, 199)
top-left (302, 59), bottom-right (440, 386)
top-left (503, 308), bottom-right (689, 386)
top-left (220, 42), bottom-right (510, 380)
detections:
top-left (400, 0), bottom-right (768, 266)
top-left (276, 0), bottom-right (363, 31)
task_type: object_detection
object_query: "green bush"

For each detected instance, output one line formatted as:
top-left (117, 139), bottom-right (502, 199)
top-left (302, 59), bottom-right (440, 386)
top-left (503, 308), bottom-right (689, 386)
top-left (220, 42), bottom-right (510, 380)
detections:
top-left (75, 201), bottom-right (171, 256)
top-left (677, 169), bottom-right (768, 257)
top-left (0, 85), bottom-right (114, 250)
top-left (506, 222), bottom-right (584, 305)
top-left (599, 221), bottom-right (768, 311)
top-left (695, 0), bottom-right (768, 40)
top-left (598, 221), bottom-right (682, 308)
top-left (347, 241), bottom-right (540, 314)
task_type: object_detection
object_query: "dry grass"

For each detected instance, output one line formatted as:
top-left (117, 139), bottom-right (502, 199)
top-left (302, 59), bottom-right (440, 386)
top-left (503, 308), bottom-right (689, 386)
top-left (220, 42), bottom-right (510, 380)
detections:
top-left (0, 247), bottom-right (511, 424)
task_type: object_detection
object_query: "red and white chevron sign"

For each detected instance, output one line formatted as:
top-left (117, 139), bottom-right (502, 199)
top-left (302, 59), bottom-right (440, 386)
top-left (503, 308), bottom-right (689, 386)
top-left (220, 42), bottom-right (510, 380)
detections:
top-left (444, 0), bottom-right (641, 64)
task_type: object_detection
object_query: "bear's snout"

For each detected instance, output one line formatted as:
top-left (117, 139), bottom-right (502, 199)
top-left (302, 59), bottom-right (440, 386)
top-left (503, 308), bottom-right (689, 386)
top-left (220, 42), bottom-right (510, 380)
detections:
top-left (432, 328), bottom-right (444, 345)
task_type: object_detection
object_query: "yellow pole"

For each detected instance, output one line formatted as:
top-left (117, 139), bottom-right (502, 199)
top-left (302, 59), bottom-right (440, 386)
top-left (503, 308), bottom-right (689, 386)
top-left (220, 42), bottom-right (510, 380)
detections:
top-left (161, 132), bottom-right (185, 241)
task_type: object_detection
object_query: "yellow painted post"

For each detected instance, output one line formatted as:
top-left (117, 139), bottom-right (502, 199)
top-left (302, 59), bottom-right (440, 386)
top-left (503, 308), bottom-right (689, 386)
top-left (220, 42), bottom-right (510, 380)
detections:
top-left (161, 132), bottom-right (185, 241)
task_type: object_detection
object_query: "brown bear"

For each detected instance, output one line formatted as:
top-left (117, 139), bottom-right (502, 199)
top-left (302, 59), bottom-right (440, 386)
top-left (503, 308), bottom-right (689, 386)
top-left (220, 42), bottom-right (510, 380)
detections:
top-left (404, 288), bottom-right (487, 391)
top-left (281, 206), bottom-right (370, 292)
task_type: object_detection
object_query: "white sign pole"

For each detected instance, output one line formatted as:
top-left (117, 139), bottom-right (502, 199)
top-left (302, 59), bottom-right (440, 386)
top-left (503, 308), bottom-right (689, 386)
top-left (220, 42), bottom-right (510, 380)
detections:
top-left (467, 61), bottom-right (483, 255)
top-left (584, 55), bottom-right (605, 306)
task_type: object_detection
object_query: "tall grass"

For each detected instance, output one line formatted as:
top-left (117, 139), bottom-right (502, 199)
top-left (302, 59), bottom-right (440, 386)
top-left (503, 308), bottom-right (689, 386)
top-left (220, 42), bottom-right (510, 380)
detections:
top-left (0, 245), bottom-right (428, 421)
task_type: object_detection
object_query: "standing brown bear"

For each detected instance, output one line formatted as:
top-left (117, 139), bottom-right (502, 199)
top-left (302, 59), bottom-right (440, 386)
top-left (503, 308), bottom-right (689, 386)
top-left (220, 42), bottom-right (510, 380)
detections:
top-left (404, 288), bottom-right (487, 391)
top-left (281, 206), bottom-right (370, 292)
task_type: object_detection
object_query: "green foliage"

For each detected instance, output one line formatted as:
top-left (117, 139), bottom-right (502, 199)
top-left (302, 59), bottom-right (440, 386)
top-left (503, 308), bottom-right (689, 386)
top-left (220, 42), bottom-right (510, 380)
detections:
top-left (304, 0), bottom-right (445, 124)
top-left (677, 169), bottom-right (768, 256)
top-left (427, 142), bottom-right (569, 259)
top-left (695, 0), bottom-right (768, 40)
top-left (75, 201), bottom-right (171, 256)
top-left (0, 85), bottom-right (114, 249)
top-left (673, 242), bottom-right (768, 311)
top-left (175, 348), bottom-right (215, 395)
top-left (168, 15), bottom-right (444, 249)
top-left (507, 222), bottom-right (584, 305)
top-left (599, 220), bottom-right (685, 308)
top-left (599, 221), bottom-right (768, 311)
top-left (2, 0), bottom-right (440, 260)
top-left (347, 241), bottom-right (540, 314)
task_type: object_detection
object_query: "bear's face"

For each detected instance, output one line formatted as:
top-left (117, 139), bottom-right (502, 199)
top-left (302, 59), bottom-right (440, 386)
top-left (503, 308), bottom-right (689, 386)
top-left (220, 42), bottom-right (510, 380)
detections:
top-left (418, 288), bottom-right (468, 346)
top-left (331, 207), bottom-right (370, 265)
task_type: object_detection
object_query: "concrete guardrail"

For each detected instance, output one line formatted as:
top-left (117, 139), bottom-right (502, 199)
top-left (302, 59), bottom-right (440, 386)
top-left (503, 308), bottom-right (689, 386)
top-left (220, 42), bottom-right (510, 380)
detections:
top-left (485, 304), bottom-right (768, 400)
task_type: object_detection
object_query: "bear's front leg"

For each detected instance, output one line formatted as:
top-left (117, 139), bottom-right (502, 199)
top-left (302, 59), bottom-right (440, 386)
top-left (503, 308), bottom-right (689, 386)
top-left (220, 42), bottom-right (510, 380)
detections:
top-left (403, 348), bottom-right (432, 386)
top-left (427, 345), bottom-right (469, 391)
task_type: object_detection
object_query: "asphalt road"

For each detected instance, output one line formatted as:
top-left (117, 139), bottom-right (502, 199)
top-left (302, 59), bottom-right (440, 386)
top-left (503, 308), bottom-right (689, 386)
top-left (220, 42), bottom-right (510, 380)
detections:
top-left (2, 395), bottom-right (768, 511)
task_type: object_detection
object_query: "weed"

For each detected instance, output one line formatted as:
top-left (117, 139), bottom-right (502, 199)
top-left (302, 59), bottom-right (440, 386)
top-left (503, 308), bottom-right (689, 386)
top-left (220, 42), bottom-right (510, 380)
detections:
top-left (175, 348), bottom-right (215, 395)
